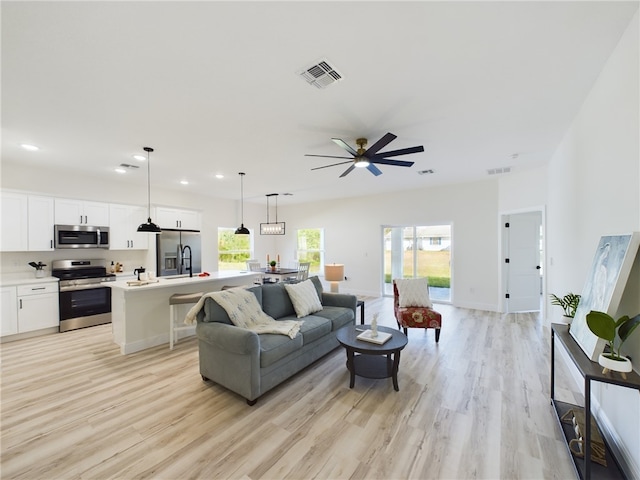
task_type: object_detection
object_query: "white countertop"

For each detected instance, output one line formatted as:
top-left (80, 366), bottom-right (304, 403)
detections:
top-left (109, 270), bottom-right (258, 291)
top-left (0, 274), bottom-right (59, 287)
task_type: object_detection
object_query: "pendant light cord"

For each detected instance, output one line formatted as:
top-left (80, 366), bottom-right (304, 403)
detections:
top-left (240, 172), bottom-right (245, 225)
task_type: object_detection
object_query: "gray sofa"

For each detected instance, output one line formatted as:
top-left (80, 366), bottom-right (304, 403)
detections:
top-left (195, 276), bottom-right (357, 405)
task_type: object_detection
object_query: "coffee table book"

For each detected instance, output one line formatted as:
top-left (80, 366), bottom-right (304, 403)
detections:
top-left (357, 329), bottom-right (392, 345)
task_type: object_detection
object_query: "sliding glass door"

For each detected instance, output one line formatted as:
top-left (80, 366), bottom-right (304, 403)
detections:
top-left (382, 225), bottom-right (451, 302)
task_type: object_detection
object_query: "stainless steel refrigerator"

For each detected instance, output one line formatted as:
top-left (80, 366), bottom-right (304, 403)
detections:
top-left (156, 229), bottom-right (202, 277)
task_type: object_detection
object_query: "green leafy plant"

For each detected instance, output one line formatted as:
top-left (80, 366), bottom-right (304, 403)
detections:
top-left (586, 311), bottom-right (640, 361)
top-left (269, 260), bottom-right (277, 267)
top-left (549, 293), bottom-right (581, 318)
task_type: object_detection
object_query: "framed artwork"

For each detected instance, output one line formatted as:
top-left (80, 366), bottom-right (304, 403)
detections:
top-left (570, 232), bottom-right (640, 361)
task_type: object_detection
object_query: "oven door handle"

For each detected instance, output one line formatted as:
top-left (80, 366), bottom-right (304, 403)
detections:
top-left (59, 284), bottom-right (112, 292)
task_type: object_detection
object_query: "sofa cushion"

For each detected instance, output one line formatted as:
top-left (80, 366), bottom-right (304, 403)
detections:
top-left (261, 283), bottom-right (295, 319)
top-left (313, 306), bottom-right (354, 331)
top-left (259, 332), bottom-right (303, 367)
top-left (296, 315), bottom-right (332, 344)
top-left (284, 279), bottom-right (323, 318)
top-left (199, 286), bottom-right (262, 324)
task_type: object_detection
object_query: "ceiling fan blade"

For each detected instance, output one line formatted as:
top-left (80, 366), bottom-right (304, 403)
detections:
top-left (364, 132), bottom-right (397, 156)
top-left (305, 154), bottom-right (353, 160)
top-left (331, 138), bottom-right (358, 156)
top-left (311, 160), bottom-right (353, 171)
top-left (370, 158), bottom-right (415, 167)
top-left (372, 145), bottom-right (424, 158)
top-left (339, 165), bottom-right (356, 178)
top-left (367, 164), bottom-right (383, 176)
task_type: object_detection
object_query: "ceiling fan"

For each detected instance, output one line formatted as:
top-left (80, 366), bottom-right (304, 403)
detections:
top-left (306, 132), bottom-right (424, 177)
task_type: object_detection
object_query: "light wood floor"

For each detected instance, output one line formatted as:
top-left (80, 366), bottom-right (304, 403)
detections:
top-left (1, 297), bottom-right (581, 479)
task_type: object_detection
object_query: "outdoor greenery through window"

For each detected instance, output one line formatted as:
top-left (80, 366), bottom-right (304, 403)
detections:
top-left (297, 228), bottom-right (324, 275)
top-left (218, 227), bottom-right (252, 270)
top-left (383, 225), bottom-right (451, 301)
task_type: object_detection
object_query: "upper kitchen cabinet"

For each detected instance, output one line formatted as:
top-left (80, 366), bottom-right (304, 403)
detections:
top-left (155, 207), bottom-right (201, 230)
top-left (54, 198), bottom-right (110, 226)
top-left (1, 192), bottom-right (28, 251)
top-left (28, 195), bottom-right (55, 251)
top-left (109, 204), bottom-right (149, 250)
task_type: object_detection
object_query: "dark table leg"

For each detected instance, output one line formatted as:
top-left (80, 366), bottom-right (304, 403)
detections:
top-left (357, 300), bottom-right (365, 324)
top-left (346, 348), bottom-right (355, 388)
top-left (391, 350), bottom-right (401, 391)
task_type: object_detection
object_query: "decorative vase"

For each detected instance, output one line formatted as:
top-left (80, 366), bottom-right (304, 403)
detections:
top-left (35, 269), bottom-right (45, 278)
top-left (271, 266), bottom-right (276, 272)
top-left (598, 353), bottom-right (632, 376)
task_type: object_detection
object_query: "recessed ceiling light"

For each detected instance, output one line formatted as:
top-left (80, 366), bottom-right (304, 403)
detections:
top-left (180, 180), bottom-right (189, 185)
top-left (21, 144), bottom-right (39, 151)
top-left (215, 174), bottom-right (224, 179)
top-left (115, 168), bottom-right (127, 174)
top-left (132, 154), bottom-right (146, 161)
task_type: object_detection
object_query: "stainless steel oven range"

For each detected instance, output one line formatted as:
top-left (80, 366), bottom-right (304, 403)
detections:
top-left (52, 259), bottom-right (115, 332)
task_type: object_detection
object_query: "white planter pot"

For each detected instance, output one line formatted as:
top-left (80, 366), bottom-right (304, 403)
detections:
top-left (598, 353), bottom-right (632, 373)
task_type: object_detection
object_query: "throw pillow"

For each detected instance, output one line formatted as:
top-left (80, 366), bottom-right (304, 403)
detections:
top-left (284, 279), bottom-right (323, 318)
top-left (395, 278), bottom-right (432, 308)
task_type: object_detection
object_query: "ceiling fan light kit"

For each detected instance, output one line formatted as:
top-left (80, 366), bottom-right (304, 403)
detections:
top-left (137, 147), bottom-right (162, 234)
top-left (260, 193), bottom-right (285, 235)
top-left (306, 132), bottom-right (424, 177)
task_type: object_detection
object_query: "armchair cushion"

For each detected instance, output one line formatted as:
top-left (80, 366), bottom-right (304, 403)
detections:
top-left (394, 277), bottom-right (432, 307)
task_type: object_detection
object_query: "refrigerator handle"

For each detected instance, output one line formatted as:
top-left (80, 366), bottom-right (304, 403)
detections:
top-left (177, 244), bottom-right (182, 275)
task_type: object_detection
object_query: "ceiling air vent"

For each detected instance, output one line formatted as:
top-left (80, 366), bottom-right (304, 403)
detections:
top-left (298, 59), bottom-right (342, 89)
top-left (119, 163), bottom-right (140, 169)
top-left (487, 166), bottom-right (511, 175)
top-left (418, 169), bottom-right (434, 175)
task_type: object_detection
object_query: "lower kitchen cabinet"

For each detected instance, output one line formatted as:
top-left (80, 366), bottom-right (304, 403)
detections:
top-left (14, 283), bottom-right (59, 334)
top-left (1, 287), bottom-right (18, 336)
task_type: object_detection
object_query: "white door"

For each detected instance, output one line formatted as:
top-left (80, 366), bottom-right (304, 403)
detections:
top-left (505, 212), bottom-right (542, 312)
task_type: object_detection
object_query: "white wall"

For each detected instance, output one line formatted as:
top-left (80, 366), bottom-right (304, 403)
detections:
top-left (276, 178), bottom-right (502, 309)
top-left (546, 10), bottom-right (639, 476)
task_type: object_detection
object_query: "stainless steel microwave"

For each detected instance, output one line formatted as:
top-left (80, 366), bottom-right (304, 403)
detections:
top-left (54, 225), bottom-right (110, 249)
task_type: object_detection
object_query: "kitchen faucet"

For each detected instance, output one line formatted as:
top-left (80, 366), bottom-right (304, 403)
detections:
top-left (181, 245), bottom-right (193, 277)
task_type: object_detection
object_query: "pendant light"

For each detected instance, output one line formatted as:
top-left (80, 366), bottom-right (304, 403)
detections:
top-left (234, 172), bottom-right (250, 235)
top-left (137, 147), bottom-right (162, 233)
top-left (260, 193), bottom-right (286, 235)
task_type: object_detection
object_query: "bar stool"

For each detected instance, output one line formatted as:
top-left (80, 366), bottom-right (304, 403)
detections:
top-left (169, 292), bottom-right (203, 350)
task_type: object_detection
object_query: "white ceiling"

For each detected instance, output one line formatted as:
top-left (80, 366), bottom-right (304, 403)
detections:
top-left (2, 1), bottom-right (638, 205)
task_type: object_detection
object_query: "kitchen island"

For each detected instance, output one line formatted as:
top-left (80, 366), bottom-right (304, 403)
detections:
top-left (110, 271), bottom-right (258, 354)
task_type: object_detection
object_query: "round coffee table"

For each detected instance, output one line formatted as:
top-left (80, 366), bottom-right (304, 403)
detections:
top-left (336, 325), bottom-right (408, 391)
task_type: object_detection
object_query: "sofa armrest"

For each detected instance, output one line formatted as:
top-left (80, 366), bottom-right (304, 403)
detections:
top-left (196, 322), bottom-right (259, 355)
top-left (322, 292), bottom-right (357, 317)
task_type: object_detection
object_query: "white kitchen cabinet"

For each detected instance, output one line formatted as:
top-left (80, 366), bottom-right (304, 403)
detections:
top-left (28, 195), bottom-right (55, 251)
top-left (1, 192), bottom-right (28, 251)
top-left (109, 204), bottom-right (149, 250)
top-left (17, 283), bottom-right (59, 333)
top-left (155, 207), bottom-right (201, 230)
top-left (1, 286), bottom-right (18, 336)
top-left (55, 198), bottom-right (110, 226)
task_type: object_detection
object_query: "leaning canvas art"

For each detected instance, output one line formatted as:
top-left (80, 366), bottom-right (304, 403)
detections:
top-left (570, 233), bottom-right (640, 361)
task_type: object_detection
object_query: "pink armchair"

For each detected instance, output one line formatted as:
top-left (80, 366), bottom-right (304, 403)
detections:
top-left (393, 279), bottom-right (442, 342)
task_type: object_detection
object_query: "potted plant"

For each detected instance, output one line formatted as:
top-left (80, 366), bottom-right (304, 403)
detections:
top-left (586, 310), bottom-right (640, 376)
top-left (549, 292), bottom-right (581, 324)
top-left (269, 260), bottom-right (277, 271)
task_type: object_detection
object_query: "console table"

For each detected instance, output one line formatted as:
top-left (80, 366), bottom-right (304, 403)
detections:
top-left (550, 323), bottom-right (640, 479)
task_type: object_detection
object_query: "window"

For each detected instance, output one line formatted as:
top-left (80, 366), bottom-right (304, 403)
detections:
top-left (296, 228), bottom-right (324, 275)
top-left (383, 225), bottom-right (451, 301)
top-left (218, 227), bottom-right (252, 270)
